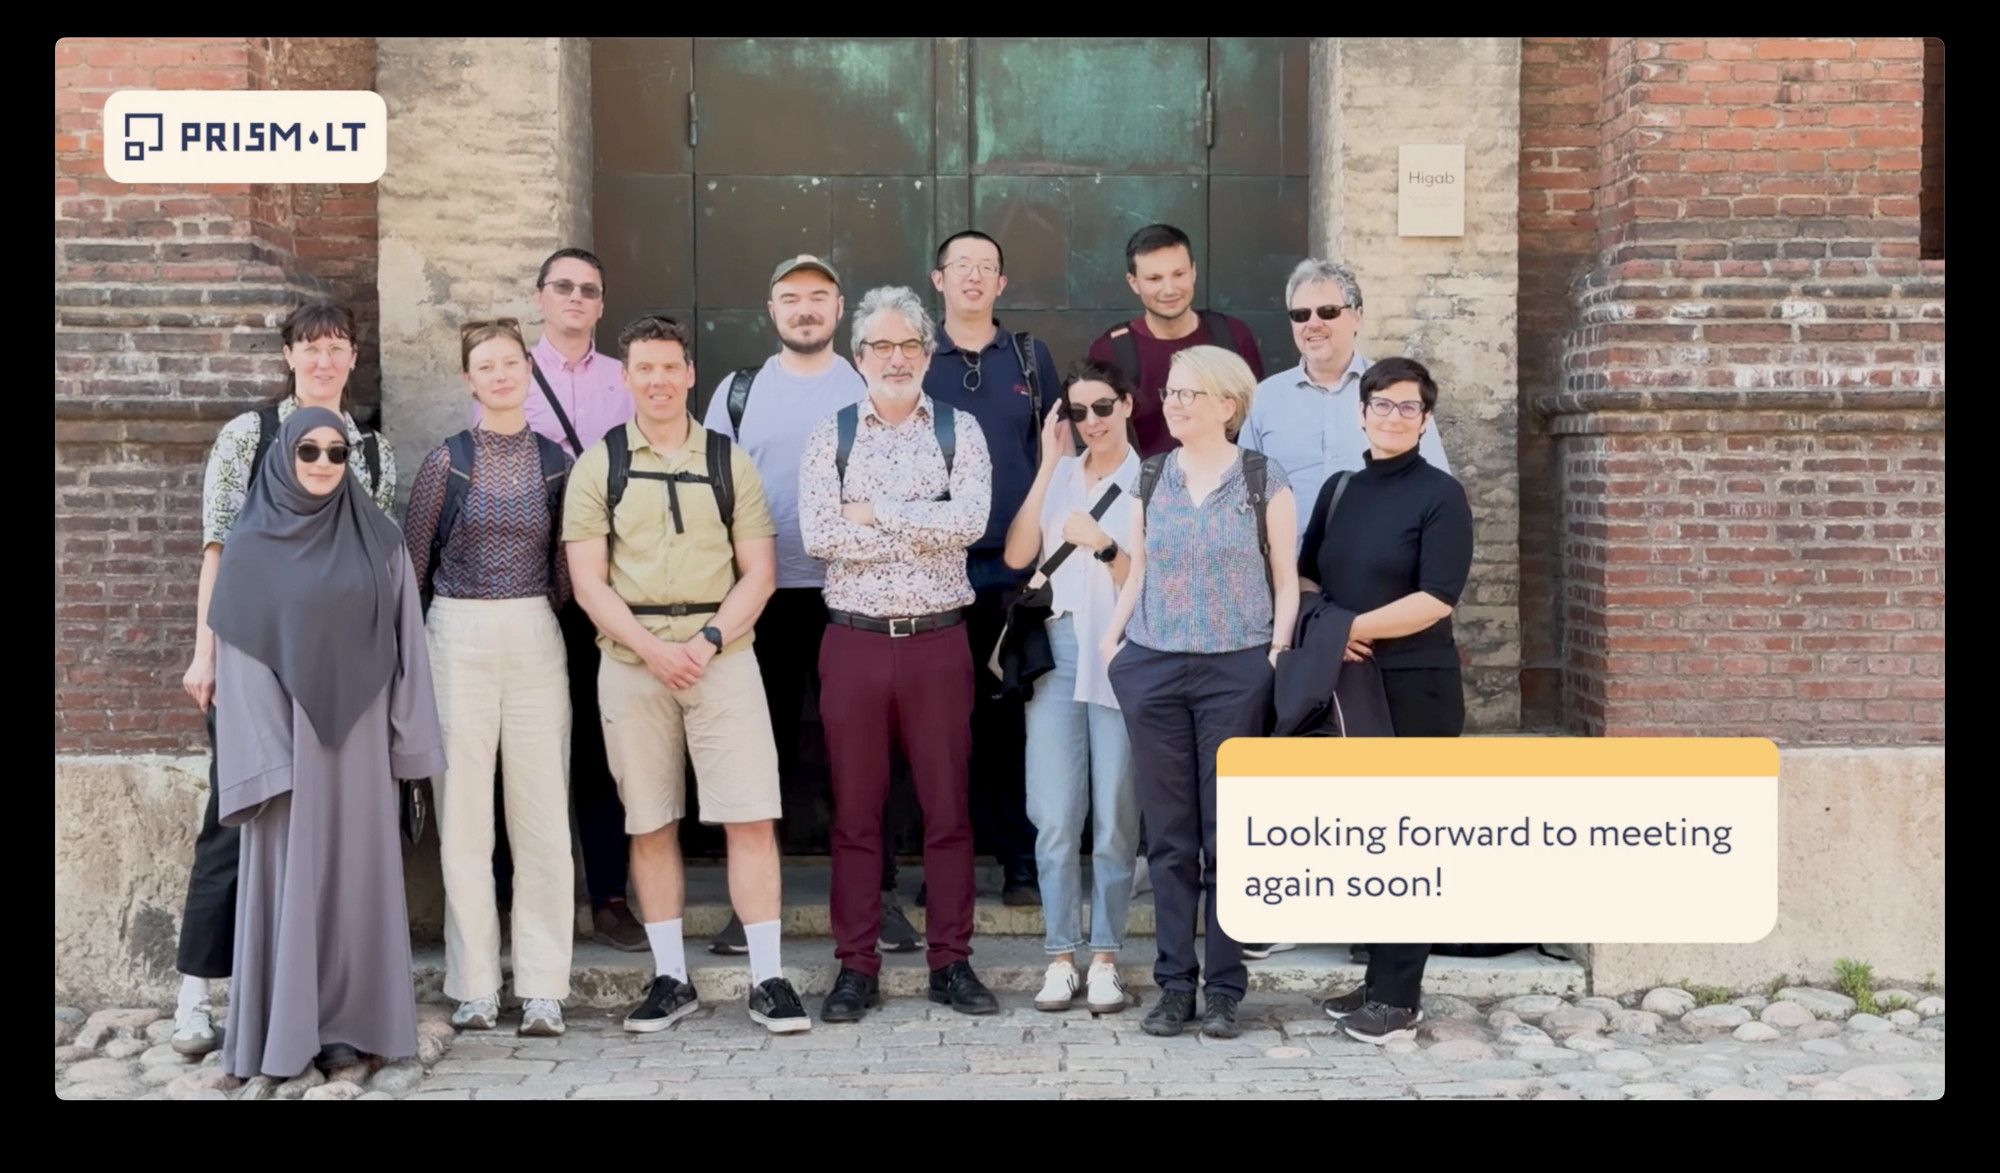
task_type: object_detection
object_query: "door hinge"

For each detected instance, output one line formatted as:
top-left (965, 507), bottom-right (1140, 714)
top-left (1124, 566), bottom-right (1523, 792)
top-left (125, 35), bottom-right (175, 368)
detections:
top-left (687, 91), bottom-right (699, 149)
top-left (1202, 87), bottom-right (1215, 149)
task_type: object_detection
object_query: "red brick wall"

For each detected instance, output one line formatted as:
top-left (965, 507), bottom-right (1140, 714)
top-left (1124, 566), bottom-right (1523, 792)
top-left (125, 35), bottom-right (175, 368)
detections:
top-left (1536, 37), bottom-right (1945, 745)
top-left (1518, 38), bottom-right (1606, 730)
top-left (55, 37), bottom-right (379, 755)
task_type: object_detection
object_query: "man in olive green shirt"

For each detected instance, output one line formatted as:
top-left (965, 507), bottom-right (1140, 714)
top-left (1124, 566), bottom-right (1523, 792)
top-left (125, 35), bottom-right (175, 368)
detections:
top-left (564, 316), bottom-right (809, 1036)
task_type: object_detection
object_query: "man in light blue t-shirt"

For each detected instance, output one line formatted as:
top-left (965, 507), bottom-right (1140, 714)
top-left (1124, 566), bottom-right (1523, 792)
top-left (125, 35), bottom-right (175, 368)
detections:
top-left (700, 255), bottom-right (920, 955)
top-left (1241, 258), bottom-right (1452, 553)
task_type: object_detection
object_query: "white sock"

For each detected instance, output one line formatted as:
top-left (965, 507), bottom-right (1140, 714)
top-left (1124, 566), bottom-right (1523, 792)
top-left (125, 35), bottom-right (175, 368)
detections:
top-left (646, 918), bottom-right (688, 982)
top-left (745, 920), bottom-right (782, 985)
top-left (177, 975), bottom-right (209, 1015)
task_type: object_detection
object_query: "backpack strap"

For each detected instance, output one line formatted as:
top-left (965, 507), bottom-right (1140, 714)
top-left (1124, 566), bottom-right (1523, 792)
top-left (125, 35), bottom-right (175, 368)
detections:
top-left (1135, 452), bottom-right (1168, 513)
top-left (1108, 326), bottom-right (1141, 396)
top-left (1242, 447), bottom-right (1273, 595)
top-left (833, 403), bottom-right (859, 488)
top-left (1198, 310), bottom-right (1239, 357)
top-left (706, 429), bottom-right (735, 539)
top-left (1012, 331), bottom-right (1042, 461)
top-left (423, 430), bottom-right (478, 613)
top-left (533, 430), bottom-right (571, 567)
top-left (247, 403), bottom-right (284, 490)
top-left (360, 429), bottom-right (381, 492)
top-left (932, 401), bottom-right (956, 486)
top-left (604, 424), bottom-right (631, 555)
top-left (724, 368), bottom-right (758, 439)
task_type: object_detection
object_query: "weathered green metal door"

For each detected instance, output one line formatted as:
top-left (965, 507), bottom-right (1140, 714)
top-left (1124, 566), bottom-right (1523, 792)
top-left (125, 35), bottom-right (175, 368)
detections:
top-left (592, 37), bottom-right (1307, 853)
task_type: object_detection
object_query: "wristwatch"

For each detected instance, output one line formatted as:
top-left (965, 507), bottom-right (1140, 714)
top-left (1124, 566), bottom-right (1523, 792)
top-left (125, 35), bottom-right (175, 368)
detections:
top-left (699, 626), bottom-right (725, 653)
top-left (1094, 540), bottom-right (1120, 564)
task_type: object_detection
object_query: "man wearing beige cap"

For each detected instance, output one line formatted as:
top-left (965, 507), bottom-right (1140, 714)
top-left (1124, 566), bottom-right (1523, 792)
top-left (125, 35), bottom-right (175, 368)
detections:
top-left (701, 256), bottom-right (924, 955)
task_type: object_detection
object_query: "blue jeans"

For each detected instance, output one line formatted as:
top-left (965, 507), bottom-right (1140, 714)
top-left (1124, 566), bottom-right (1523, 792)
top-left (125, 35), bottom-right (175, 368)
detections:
top-left (1024, 615), bottom-right (1139, 955)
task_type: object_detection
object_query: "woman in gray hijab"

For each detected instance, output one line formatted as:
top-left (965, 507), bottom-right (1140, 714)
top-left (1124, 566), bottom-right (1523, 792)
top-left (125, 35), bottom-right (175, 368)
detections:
top-left (208, 406), bottom-right (447, 1081)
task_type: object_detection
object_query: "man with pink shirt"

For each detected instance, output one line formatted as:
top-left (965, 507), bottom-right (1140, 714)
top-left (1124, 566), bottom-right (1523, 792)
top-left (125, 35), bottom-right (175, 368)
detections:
top-left (475, 247), bottom-right (645, 951)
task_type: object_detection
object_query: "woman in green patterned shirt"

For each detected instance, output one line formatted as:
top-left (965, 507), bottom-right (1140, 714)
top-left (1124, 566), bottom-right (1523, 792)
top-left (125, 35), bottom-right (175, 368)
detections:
top-left (169, 300), bottom-right (398, 1060)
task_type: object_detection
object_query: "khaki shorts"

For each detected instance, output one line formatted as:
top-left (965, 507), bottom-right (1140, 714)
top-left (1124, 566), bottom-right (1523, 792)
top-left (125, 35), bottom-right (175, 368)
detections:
top-left (597, 649), bottom-right (782, 833)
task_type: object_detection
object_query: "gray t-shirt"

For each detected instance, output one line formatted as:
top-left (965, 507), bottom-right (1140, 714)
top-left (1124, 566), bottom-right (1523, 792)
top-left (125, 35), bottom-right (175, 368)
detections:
top-left (703, 353), bottom-right (867, 589)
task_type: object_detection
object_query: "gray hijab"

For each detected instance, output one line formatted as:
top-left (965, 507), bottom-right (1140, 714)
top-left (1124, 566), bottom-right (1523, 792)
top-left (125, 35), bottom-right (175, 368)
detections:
top-left (209, 406), bottom-right (404, 747)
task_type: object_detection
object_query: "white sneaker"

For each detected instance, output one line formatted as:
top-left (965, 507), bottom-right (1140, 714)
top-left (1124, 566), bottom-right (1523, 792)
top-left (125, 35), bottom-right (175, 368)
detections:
top-left (518, 998), bottom-right (565, 1037)
top-left (451, 996), bottom-right (500, 1031)
top-left (1034, 960), bottom-right (1080, 1011)
top-left (171, 1002), bottom-right (218, 1056)
top-left (1087, 962), bottom-right (1129, 1015)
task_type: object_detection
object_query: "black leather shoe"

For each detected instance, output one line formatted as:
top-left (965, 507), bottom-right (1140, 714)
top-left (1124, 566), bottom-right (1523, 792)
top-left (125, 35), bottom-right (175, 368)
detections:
top-left (1142, 989), bottom-right (1199, 1037)
top-left (1201, 992), bottom-right (1243, 1039)
top-left (819, 968), bottom-right (881, 1024)
top-left (1001, 861), bottom-right (1041, 907)
top-left (928, 960), bottom-right (1000, 1015)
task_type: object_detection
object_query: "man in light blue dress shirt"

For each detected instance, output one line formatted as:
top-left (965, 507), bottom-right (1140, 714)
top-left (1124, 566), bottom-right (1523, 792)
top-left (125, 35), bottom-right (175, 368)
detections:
top-left (1240, 259), bottom-right (1453, 552)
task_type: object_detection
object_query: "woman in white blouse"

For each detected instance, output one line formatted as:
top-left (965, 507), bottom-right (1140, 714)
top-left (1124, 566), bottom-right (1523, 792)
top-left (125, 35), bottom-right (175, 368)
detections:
top-left (1002, 360), bottom-right (1142, 1016)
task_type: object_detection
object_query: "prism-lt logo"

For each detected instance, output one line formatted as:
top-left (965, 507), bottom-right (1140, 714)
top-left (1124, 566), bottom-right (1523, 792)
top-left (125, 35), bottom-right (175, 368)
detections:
top-left (123, 113), bottom-right (163, 163)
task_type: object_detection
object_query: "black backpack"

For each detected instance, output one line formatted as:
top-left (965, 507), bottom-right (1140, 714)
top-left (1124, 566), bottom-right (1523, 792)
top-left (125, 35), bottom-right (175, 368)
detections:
top-left (604, 425), bottom-right (738, 550)
top-left (832, 401), bottom-right (956, 496)
top-left (248, 402), bottom-right (381, 493)
top-left (1105, 309), bottom-right (1239, 393)
top-left (1134, 446), bottom-right (1272, 592)
top-left (420, 428), bottom-right (571, 614)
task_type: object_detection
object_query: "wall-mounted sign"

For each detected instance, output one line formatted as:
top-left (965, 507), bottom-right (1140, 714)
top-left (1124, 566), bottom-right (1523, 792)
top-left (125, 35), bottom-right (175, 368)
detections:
top-left (1399, 144), bottom-right (1465, 237)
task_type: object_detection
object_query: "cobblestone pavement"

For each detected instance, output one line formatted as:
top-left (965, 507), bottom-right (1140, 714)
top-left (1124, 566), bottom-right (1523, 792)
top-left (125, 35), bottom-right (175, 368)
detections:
top-left (57, 985), bottom-right (1944, 1100)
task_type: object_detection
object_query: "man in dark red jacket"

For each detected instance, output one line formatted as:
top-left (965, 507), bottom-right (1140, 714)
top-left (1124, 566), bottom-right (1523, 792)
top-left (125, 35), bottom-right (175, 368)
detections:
top-left (1086, 223), bottom-right (1265, 456)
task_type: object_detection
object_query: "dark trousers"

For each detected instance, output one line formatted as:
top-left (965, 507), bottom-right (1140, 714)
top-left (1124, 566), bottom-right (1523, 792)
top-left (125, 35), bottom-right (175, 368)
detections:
top-left (966, 587), bottom-right (1035, 874)
top-left (820, 622), bottom-right (975, 974)
top-left (1363, 665), bottom-right (1466, 1009)
top-left (560, 599), bottom-right (629, 908)
top-left (176, 705), bottom-right (238, 978)
top-left (1108, 641), bottom-right (1272, 1002)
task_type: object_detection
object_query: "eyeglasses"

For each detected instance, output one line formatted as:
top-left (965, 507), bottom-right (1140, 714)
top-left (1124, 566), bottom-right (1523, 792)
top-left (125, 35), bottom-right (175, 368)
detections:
top-left (1160, 386), bottom-right (1213, 405)
top-left (1288, 304), bottom-right (1355, 323)
top-left (293, 344), bottom-right (354, 363)
top-left (941, 260), bottom-right (1000, 279)
top-left (295, 441), bottom-right (351, 465)
top-left (860, 338), bottom-right (927, 359)
top-left (1365, 398), bottom-right (1427, 420)
top-left (541, 279), bottom-right (604, 300)
top-left (1059, 398), bottom-right (1119, 422)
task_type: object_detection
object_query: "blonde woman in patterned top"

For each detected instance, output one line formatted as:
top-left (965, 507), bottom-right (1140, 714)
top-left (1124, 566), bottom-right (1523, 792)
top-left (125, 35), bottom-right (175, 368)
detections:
top-left (170, 300), bottom-right (398, 1061)
top-left (1100, 345), bottom-right (1299, 1042)
top-left (403, 319), bottom-right (577, 1039)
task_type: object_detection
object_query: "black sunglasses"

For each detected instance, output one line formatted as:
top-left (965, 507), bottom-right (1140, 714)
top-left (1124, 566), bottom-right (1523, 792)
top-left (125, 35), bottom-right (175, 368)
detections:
top-left (1059, 398), bottom-right (1120, 422)
top-left (295, 441), bottom-right (350, 465)
top-left (1288, 304), bottom-right (1356, 323)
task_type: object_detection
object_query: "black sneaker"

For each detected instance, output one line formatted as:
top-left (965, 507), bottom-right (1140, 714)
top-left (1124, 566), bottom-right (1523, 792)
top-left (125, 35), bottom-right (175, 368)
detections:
top-left (622, 975), bottom-right (700, 1033)
top-left (878, 902), bottom-right (923, 953)
top-left (928, 960), bottom-right (1000, 1015)
top-left (914, 882), bottom-right (927, 909)
top-left (1142, 989), bottom-right (1199, 1037)
top-left (710, 913), bottom-right (749, 955)
top-left (1321, 984), bottom-right (1369, 1020)
top-left (820, 968), bottom-right (881, 1024)
top-left (1341, 1001), bottom-right (1425, 1045)
top-left (1201, 992), bottom-right (1243, 1039)
top-left (747, 977), bottom-right (812, 1034)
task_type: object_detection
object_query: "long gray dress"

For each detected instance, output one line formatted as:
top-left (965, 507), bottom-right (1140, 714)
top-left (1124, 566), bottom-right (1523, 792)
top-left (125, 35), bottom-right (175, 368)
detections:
top-left (214, 548), bottom-right (447, 1080)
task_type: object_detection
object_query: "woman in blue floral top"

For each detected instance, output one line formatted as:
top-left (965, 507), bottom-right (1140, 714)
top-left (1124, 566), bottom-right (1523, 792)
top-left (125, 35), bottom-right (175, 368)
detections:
top-left (1100, 345), bottom-right (1299, 1043)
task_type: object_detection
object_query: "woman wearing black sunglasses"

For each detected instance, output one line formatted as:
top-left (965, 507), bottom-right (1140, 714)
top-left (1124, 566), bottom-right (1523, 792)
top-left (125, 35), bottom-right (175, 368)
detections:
top-left (1001, 359), bottom-right (1143, 1017)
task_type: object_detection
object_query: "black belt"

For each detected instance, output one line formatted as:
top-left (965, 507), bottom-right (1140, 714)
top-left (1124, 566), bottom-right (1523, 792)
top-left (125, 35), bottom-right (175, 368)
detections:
top-left (630, 601), bottom-right (723, 617)
top-left (826, 608), bottom-right (964, 637)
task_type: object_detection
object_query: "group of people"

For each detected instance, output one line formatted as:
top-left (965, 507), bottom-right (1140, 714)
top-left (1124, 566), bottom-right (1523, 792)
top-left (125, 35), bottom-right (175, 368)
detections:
top-left (169, 221), bottom-right (1474, 1082)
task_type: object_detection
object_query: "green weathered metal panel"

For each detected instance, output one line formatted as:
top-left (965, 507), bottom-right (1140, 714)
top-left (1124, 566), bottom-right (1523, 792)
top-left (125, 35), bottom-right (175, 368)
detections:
top-left (934, 37), bottom-right (969, 176)
top-left (1210, 38), bottom-right (1310, 177)
top-left (694, 175), bottom-right (833, 307)
top-left (594, 172), bottom-right (694, 309)
top-left (693, 39), bottom-right (933, 176)
top-left (968, 176), bottom-right (1070, 310)
top-left (1066, 176), bottom-right (1208, 311)
top-left (1208, 175), bottom-right (1311, 314)
top-left (969, 38), bottom-right (1208, 175)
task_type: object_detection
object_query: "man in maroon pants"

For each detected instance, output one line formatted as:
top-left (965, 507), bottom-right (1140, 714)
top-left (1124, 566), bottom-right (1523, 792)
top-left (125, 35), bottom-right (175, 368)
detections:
top-left (799, 284), bottom-right (1000, 1022)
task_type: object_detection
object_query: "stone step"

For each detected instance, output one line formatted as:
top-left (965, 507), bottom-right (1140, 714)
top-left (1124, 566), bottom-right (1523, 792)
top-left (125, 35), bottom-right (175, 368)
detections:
top-left (413, 939), bottom-right (1585, 1010)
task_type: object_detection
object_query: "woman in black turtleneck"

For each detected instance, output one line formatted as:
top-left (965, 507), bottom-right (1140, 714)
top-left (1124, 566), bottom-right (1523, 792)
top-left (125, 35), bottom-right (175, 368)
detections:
top-left (1297, 355), bottom-right (1473, 1046)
